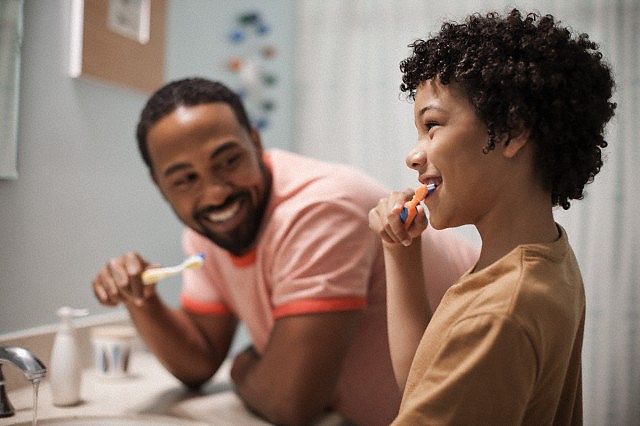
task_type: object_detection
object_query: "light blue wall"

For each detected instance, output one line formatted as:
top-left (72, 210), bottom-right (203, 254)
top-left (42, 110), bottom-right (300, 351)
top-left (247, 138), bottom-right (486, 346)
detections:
top-left (166, 0), bottom-right (295, 151)
top-left (0, 0), bottom-right (296, 334)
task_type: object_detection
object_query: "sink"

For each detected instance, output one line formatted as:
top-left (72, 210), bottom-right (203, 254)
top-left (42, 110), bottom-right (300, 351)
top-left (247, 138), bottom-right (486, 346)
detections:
top-left (3, 352), bottom-right (279, 425)
top-left (12, 414), bottom-right (210, 425)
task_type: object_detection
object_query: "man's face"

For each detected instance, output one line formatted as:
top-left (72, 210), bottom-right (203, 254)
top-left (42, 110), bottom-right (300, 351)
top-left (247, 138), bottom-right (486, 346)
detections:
top-left (147, 103), bottom-right (271, 255)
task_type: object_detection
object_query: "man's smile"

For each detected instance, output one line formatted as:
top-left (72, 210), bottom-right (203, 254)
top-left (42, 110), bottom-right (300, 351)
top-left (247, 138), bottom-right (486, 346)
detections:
top-left (204, 198), bottom-right (242, 223)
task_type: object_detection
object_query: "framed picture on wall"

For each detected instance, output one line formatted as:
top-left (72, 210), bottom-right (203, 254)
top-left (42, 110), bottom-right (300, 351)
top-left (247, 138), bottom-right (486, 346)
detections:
top-left (69, 0), bottom-right (166, 94)
top-left (106, 0), bottom-right (150, 44)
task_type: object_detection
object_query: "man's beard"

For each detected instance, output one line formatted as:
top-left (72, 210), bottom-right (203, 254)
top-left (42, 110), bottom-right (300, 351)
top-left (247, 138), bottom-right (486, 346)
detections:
top-left (195, 163), bottom-right (271, 256)
top-left (198, 196), bottom-right (265, 256)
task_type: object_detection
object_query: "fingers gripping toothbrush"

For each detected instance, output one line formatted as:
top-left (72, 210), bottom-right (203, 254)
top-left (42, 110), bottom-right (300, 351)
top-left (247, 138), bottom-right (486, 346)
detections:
top-left (142, 253), bottom-right (205, 285)
top-left (399, 183), bottom-right (436, 227)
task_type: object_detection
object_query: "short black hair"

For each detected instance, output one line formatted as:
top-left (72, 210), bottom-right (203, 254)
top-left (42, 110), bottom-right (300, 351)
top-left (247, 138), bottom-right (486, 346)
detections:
top-left (400, 9), bottom-right (616, 209)
top-left (136, 77), bottom-right (253, 171)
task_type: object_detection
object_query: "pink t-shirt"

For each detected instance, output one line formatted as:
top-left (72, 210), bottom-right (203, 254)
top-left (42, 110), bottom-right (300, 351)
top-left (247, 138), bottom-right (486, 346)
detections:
top-left (180, 149), bottom-right (477, 425)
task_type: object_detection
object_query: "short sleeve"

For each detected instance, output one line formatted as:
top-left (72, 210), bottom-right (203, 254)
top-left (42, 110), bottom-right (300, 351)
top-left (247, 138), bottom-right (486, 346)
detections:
top-left (270, 200), bottom-right (377, 318)
top-left (395, 314), bottom-right (537, 425)
top-left (179, 229), bottom-right (232, 316)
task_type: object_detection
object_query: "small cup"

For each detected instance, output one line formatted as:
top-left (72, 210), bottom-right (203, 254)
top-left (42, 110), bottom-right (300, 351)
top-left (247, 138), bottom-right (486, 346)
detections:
top-left (90, 325), bottom-right (136, 378)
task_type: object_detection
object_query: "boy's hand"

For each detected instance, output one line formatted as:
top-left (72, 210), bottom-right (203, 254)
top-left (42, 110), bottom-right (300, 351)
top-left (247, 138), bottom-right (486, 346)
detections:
top-left (368, 188), bottom-right (428, 247)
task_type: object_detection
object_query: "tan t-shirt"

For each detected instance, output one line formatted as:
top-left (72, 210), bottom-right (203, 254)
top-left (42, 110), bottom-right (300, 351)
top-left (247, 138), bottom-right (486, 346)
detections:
top-left (394, 225), bottom-right (584, 425)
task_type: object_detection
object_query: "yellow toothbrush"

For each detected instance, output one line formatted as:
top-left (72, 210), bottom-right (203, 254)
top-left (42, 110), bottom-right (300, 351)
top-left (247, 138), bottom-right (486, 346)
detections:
top-left (142, 253), bottom-right (205, 285)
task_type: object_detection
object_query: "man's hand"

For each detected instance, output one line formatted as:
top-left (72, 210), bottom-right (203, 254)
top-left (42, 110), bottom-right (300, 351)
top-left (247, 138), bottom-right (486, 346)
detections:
top-left (92, 251), bottom-right (158, 307)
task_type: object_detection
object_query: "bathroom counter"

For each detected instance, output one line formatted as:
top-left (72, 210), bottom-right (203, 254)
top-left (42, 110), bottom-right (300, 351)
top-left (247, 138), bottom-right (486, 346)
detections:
top-left (3, 350), bottom-right (342, 425)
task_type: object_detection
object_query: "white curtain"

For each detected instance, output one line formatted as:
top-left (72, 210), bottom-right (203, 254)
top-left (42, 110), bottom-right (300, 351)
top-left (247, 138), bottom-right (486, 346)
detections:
top-left (0, 0), bottom-right (23, 179)
top-left (294, 1), bottom-right (639, 424)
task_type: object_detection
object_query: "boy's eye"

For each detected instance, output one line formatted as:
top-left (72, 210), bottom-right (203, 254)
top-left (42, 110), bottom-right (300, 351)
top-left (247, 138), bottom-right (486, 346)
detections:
top-left (425, 121), bottom-right (439, 130)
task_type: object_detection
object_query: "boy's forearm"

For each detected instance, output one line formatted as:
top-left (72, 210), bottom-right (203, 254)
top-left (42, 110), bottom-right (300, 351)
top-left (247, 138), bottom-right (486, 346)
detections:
top-left (383, 237), bottom-right (431, 391)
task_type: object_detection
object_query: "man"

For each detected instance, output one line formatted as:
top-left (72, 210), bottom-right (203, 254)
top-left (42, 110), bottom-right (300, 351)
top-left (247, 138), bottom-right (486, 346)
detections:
top-left (92, 78), bottom-right (477, 425)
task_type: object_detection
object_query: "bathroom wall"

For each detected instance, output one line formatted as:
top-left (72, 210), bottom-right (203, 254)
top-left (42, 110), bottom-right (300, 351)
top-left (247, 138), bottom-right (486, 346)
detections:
top-left (0, 0), bottom-right (296, 334)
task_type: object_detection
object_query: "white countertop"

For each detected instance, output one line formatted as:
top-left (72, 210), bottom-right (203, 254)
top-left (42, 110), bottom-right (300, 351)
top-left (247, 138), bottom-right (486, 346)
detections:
top-left (2, 350), bottom-right (342, 425)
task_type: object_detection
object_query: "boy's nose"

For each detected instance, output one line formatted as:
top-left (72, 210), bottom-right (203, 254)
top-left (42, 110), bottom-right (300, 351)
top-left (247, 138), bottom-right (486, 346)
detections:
top-left (406, 148), bottom-right (427, 170)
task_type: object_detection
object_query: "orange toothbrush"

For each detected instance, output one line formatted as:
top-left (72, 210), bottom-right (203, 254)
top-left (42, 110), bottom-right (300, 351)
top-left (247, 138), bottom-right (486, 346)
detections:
top-left (399, 183), bottom-right (436, 227)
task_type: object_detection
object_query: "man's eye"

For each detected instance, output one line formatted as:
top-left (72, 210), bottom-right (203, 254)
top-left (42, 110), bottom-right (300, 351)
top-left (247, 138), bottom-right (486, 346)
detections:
top-left (174, 173), bottom-right (197, 189)
top-left (425, 121), bottom-right (439, 130)
top-left (217, 154), bottom-right (242, 171)
top-left (226, 155), bottom-right (241, 167)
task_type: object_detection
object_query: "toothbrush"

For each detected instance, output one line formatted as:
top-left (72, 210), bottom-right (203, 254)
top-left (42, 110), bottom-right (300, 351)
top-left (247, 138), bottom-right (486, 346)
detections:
top-left (399, 183), bottom-right (436, 227)
top-left (142, 253), bottom-right (205, 285)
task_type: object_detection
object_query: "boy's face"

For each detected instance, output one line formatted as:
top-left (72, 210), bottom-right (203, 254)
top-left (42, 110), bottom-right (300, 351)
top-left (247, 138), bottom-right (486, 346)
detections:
top-left (147, 103), bottom-right (270, 255)
top-left (407, 79), bottom-right (508, 230)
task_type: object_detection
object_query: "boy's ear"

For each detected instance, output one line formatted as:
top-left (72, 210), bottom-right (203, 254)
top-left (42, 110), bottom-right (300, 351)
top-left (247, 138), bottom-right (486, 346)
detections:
top-left (502, 128), bottom-right (531, 159)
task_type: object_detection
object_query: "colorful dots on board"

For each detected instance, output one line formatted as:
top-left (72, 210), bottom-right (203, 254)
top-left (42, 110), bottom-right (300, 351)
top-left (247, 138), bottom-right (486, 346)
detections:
top-left (256, 23), bottom-right (270, 35)
top-left (261, 46), bottom-right (277, 59)
top-left (225, 10), bottom-right (278, 131)
top-left (262, 73), bottom-right (277, 86)
top-left (229, 29), bottom-right (245, 43)
top-left (238, 11), bottom-right (269, 36)
top-left (255, 117), bottom-right (269, 130)
top-left (239, 12), bottom-right (259, 25)
top-left (227, 58), bottom-right (243, 71)
top-left (261, 100), bottom-right (275, 112)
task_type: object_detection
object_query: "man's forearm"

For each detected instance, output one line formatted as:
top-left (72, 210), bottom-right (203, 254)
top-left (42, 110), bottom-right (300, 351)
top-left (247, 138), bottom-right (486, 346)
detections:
top-left (126, 295), bottom-right (222, 387)
top-left (231, 348), bottom-right (327, 426)
top-left (230, 311), bottom-right (359, 426)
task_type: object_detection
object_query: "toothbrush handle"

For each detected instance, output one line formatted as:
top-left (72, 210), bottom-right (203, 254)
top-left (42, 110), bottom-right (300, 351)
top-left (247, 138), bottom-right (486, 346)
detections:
top-left (142, 267), bottom-right (178, 285)
top-left (399, 207), bottom-right (410, 222)
top-left (400, 185), bottom-right (429, 227)
top-left (141, 254), bottom-right (204, 285)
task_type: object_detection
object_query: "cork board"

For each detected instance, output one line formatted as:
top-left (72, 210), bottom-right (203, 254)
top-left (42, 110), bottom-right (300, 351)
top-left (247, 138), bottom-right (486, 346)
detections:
top-left (69, 0), bottom-right (166, 94)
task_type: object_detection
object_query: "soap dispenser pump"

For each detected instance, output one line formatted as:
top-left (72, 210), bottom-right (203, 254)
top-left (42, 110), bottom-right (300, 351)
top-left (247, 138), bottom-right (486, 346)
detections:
top-left (50, 306), bottom-right (88, 406)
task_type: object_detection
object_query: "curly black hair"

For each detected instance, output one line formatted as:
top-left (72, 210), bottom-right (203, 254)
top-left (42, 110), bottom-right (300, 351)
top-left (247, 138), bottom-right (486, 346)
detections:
top-left (136, 77), bottom-right (253, 171)
top-left (400, 9), bottom-right (616, 209)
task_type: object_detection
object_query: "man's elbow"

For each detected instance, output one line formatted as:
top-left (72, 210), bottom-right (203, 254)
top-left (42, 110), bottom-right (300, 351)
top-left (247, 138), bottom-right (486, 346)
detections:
top-left (267, 407), bottom-right (323, 426)
top-left (248, 397), bottom-right (326, 426)
top-left (171, 366), bottom-right (216, 390)
top-left (179, 376), bottom-right (209, 390)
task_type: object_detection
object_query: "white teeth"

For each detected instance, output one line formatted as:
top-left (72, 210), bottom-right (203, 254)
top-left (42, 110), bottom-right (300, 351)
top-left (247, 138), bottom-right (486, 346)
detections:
top-left (206, 199), bottom-right (241, 222)
top-left (427, 178), bottom-right (442, 187)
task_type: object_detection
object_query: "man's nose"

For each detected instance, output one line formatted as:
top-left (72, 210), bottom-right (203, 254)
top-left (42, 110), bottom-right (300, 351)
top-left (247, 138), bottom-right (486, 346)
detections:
top-left (201, 174), bottom-right (232, 201)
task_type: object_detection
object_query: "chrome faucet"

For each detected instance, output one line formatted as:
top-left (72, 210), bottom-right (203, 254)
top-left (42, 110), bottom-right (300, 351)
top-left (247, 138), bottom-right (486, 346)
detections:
top-left (0, 346), bottom-right (47, 418)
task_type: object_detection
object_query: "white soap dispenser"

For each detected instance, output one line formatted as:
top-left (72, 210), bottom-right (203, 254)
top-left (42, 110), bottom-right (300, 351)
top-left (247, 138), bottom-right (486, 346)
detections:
top-left (50, 306), bottom-right (88, 406)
